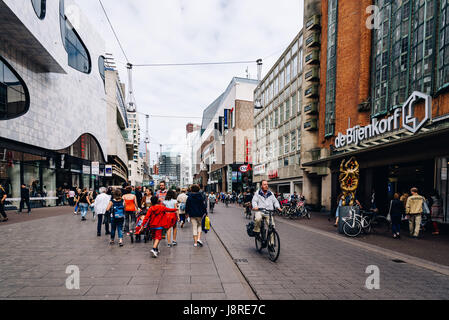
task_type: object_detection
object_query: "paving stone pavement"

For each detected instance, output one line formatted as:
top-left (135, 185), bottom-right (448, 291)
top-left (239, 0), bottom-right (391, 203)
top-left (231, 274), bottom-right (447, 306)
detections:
top-left (0, 208), bottom-right (256, 300)
top-left (210, 203), bottom-right (449, 300)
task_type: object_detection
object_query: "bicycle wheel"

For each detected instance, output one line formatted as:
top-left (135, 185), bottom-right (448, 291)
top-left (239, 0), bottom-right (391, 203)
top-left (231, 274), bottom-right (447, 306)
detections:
top-left (267, 229), bottom-right (280, 262)
top-left (361, 216), bottom-right (372, 234)
top-left (255, 233), bottom-right (264, 253)
top-left (343, 218), bottom-right (362, 237)
top-left (371, 216), bottom-right (390, 234)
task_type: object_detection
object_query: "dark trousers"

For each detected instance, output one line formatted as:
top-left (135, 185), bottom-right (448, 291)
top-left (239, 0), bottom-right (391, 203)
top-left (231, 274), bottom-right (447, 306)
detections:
top-left (391, 214), bottom-right (402, 234)
top-left (19, 198), bottom-right (31, 212)
top-left (0, 202), bottom-right (7, 219)
top-left (97, 214), bottom-right (110, 235)
top-left (124, 211), bottom-right (136, 233)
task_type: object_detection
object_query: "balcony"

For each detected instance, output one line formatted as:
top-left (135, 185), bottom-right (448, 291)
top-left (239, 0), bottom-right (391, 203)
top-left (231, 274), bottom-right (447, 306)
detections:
top-left (304, 84), bottom-right (319, 98)
top-left (306, 15), bottom-right (321, 31)
top-left (304, 118), bottom-right (318, 131)
top-left (304, 66), bottom-right (320, 82)
top-left (305, 33), bottom-right (320, 48)
top-left (305, 49), bottom-right (320, 65)
top-left (304, 102), bottom-right (318, 115)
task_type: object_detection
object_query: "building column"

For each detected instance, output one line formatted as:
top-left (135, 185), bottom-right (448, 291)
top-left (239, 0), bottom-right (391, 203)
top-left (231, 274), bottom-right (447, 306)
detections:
top-left (321, 169), bottom-right (332, 211)
top-left (303, 173), bottom-right (320, 206)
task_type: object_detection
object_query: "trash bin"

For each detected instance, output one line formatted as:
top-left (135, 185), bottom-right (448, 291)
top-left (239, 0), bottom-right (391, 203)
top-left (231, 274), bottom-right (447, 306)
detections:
top-left (338, 206), bottom-right (359, 234)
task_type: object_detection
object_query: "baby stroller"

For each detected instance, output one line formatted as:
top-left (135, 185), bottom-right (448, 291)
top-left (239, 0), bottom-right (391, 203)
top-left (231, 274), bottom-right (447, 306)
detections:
top-left (130, 209), bottom-right (151, 243)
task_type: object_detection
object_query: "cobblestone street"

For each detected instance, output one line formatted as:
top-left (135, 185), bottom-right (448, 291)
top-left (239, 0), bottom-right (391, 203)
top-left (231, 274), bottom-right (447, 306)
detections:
top-left (211, 203), bottom-right (449, 300)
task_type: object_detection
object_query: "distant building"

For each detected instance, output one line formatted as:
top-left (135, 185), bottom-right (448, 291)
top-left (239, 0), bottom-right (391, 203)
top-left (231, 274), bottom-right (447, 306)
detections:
top-left (159, 152), bottom-right (181, 188)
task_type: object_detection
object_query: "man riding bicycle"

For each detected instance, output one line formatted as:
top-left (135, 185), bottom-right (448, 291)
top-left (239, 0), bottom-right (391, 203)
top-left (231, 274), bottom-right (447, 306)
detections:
top-left (252, 180), bottom-right (281, 233)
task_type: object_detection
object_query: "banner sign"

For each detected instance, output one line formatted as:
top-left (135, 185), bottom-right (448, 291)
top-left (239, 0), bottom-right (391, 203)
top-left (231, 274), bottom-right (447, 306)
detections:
top-left (91, 162), bottom-right (99, 175)
top-left (105, 165), bottom-right (113, 177)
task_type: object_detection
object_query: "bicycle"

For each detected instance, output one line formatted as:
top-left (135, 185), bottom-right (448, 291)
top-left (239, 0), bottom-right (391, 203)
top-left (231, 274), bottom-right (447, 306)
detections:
top-left (362, 210), bottom-right (390, 234)
top-left (254, 209), bottom-right (281, 262)
top-left (342, 206), bottom-right (363, 237)
top-left (294, 201), bottom-right (311, 219)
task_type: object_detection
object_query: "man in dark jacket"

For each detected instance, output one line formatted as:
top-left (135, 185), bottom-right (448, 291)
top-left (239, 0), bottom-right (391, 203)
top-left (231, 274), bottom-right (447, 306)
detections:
top-left (18, 184), bottom-right (31, 214)
top-left (185, 184), bottom-right (207, 247)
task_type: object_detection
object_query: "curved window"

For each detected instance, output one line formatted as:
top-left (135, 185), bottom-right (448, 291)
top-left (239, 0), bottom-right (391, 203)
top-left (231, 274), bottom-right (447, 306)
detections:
top-left (0, 56), bottom-right (30, 120)
top-left (59, 0), bottom-right (91, 74)
top-left (98, 56), bottom-right (106, 83)
top-left (31, 0), bottom-right (46, 19)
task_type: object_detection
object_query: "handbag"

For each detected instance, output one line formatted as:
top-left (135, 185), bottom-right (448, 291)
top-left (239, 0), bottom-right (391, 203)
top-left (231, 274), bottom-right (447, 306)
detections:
top-left (386, 200), bottom-right (392, 222)
top-left (422, 200), bottom-right (430, 215)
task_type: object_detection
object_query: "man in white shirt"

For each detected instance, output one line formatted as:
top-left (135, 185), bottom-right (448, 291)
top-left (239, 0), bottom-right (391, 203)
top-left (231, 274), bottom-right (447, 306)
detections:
top-left (94, 187), bottom-right (111, 236)
top-left (252, 180), bottom-right (281, 234)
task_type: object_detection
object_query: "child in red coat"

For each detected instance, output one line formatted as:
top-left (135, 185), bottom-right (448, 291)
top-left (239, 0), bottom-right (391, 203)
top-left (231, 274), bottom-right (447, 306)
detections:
top-left (144, 196), bottom-right (178, 258)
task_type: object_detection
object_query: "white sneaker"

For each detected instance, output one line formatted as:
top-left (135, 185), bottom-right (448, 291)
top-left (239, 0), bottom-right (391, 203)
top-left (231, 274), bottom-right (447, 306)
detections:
top-left (197, 240), bottom-right (203, 247)
top-left (151, 249), bottom-right (158, 258)
top-left (193, 243), bottom-right (198, 247)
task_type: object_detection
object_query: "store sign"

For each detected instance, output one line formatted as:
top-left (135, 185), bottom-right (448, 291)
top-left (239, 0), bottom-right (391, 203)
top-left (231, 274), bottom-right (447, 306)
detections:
top-left (268, 169), bottom-right (278, 179)
top-left (335, 92), bottom-right (432, 149)
top-left (239, 164), bottom-right (251, 173)
top-left (91, 162), bottom-right (100, 175)
top-left (227, 165), bottom-right (232, 192)
top-left (82, 165), bottom-right (90, 175)
top-left (254, 164), bottom-right (266, 176)
top-left (105, 165), bottom-right (113, 177)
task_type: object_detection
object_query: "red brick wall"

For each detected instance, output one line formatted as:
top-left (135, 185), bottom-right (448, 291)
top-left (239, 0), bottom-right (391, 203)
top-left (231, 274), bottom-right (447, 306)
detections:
top-left (319, 0), bottom-right (373, 148)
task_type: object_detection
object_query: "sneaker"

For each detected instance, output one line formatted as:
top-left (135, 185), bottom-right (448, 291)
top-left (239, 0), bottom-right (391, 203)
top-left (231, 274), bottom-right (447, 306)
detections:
top-left (172, 241), bottom-right (177, 246)
top-left (197, 240), bottom-right (203, 247)
top-left (151, 248), bottom-right (158, 258)
top-left (110, 240), bottom-right (114, 245)
top-left (193, 243), bottom-right (198, 247)
top-left (167, 243), bottom-right (172, 248)
top-left (97, 233), bottom-right (101, 237)
top-left (119, 241), bottom-right (123, 247)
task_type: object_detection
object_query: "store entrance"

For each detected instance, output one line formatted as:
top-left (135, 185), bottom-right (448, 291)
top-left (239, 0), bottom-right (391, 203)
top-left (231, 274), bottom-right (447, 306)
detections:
top-left (386, 160), bottom-right (434, 199)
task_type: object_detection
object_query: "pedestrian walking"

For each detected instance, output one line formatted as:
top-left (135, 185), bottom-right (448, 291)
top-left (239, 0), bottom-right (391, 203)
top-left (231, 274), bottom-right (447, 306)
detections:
top-left (164, 190), bottom-right (179, 247)
top-left (430, 191), bottom-right (443, 235)
top-left (68, 188), bottom-right (76, 207)
top-left (123, 186), bottom-right (139, 235)
top-left (94, 187), bottom-right (111, 236)
top-left (405, 187), bottom-right (425, 238)
top-left (143, 196), bottom-right (178, 258)
top-left (106, 189), bottom-right (126, 246)
top-left (135, 186), bottom-right (143, 210)
top-left (177, 188), bottom-right (188, 228)
top-left (78, 188), bottom-right (91, 221)
top-left (185, 184), bottom-right (207, 247)
top-left (156, 181), bottom-right (168, 203)
top-left (0, 183), bottom-right (8, 222)
top-left (334, 193), bottom-right (344, 227)
top-left (142, 188), bottom-right (153, 209)
top-left (18, 184), bottom-right (31, 214)
top-left (389, 193), bottom-right (404, 239)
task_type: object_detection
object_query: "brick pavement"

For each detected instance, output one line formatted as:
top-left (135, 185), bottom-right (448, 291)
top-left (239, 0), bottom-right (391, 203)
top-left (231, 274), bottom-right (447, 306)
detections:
top-left (210, 203), bottom-right (449, 300)
top-left (0, 209), bottom-right (256, 300)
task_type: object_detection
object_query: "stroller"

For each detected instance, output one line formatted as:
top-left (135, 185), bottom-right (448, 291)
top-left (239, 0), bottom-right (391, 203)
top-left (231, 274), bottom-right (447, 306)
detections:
top-left (130, 209), bottom-right (151, 243)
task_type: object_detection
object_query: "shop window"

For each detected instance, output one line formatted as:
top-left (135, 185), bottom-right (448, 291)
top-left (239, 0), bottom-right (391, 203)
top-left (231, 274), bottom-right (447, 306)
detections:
top-left (99, 55), bottom-right (106, 84)
top-left (0, 56), bottom-right (30, 120)
top-left (59, 0), bottom-right (91, 74)
top-left (31, 0), bottom-right (46, 19)
top-left (325, 0), bottom-right (338, 137)
top-left (438, 0), bottom-right (449, 90)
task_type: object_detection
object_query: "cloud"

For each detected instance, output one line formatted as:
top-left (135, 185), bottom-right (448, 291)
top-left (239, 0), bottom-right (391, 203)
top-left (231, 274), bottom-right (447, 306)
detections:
top-left (75, 0), bottom-right (304, 164)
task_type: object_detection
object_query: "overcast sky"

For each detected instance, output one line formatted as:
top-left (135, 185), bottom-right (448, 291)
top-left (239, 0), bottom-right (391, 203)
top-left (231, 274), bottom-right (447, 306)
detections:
top-left (76, 0), bottom-right (304, 164)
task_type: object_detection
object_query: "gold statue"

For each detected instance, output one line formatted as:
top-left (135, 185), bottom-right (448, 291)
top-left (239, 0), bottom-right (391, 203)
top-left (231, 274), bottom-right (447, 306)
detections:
top-left (339, 157), bottom-right (360, 206)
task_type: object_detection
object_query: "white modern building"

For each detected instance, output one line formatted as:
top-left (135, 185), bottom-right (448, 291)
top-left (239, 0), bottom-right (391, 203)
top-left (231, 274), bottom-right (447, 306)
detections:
top-left (0, 0), bottom-right (119, 206)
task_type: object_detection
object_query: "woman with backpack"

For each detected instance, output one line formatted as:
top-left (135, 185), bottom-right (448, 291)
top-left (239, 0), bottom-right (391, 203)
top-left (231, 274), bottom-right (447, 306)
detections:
top-left (106, 189), bottom-right (126, 247)
top-left (123, 186), bottom-right (139, 235)
top-left (164, 190), bottom-right (179, 247)
top-left (177, 188), bottom-right (188, 228)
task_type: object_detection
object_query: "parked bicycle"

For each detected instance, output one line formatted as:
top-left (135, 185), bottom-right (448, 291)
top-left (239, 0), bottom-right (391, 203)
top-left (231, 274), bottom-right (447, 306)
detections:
top-left (342, 206), bottom-right (390, 237)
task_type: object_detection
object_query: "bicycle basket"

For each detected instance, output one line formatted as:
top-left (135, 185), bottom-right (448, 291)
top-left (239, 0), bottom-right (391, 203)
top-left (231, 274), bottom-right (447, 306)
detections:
top-left (246, 221), bottom-right (257, 237)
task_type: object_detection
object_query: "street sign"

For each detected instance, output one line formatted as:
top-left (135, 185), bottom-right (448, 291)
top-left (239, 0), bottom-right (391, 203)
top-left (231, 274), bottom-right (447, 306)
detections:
top-left (105, 165), bottom-right (113, 177)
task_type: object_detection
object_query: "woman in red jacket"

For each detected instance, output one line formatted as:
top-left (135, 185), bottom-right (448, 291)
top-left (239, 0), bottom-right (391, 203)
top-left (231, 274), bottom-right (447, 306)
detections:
top-left (144, 196), bottom-right (178, 258)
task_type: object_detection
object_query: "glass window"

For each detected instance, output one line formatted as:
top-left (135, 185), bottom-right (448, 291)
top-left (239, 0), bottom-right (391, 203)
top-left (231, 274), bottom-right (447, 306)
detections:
top-left (284, 134), bottom-right (290, 154)
top-left (291, 131), bottom-right (296, 152)
top-left (438, 0), bottom-right (449, 89)
top-left (292, 93), bottom-right (298, 115)
top-left (280, 70), bottom-right (285, 90)
top-left (99, 56), bottom-right (106, 84)
top-left (325, 0), bottom-right (338, 136)
top-left (297, 129), bottom-right (301, 150)
top-left (292, 55), bottom-right (298, 78)
top-left (298, 48), bottom-right (304, 74)
top-left (286, 62), bottom-right (291, 84)
top-left (280, 104), bottom-right (284, 123)
top-left (0, 56), bottom-right (30, 120)
top-left (285, 100), bottom-right (290, 120)
top-left (279, 137), bottom-right (283, 156)
top-left (274, 108), bottom-right (279, 127)
top-left (59, 0), bottom-right (91, 74)
top-left (31, 0), bottom-right (46, 19)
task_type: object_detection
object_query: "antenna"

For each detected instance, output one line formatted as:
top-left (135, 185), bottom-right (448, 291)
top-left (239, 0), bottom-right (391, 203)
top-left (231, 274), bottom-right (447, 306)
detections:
top-left (126, 63), bottom-right (136, 112)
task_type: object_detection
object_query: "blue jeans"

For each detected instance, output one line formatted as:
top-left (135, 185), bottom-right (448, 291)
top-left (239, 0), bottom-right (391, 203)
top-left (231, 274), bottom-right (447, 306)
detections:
top-left (79, 203), bottom-right (88, 217)
top-left (111, 217), bottom-right (124, 240)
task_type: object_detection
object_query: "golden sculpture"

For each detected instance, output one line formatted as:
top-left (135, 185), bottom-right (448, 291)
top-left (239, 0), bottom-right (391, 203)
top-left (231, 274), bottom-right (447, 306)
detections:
top-left (339, 157), bottom-right (360, 206)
